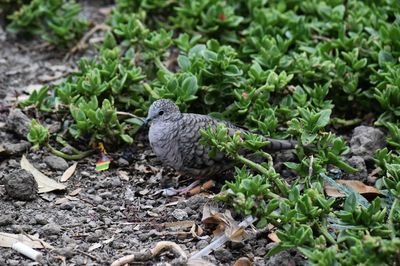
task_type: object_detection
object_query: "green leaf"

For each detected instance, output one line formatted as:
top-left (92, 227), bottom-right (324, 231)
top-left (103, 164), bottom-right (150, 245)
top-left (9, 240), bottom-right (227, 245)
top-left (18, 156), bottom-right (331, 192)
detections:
top-left (315, 109), bottom-right (332, 129)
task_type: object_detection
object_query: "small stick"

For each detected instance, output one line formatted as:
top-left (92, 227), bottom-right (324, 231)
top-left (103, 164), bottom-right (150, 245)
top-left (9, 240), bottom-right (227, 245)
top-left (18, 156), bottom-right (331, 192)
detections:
top-left (12, 242), bottom-right (43, 262)
top-left (110, 241), bottom-right (187, 266)
top-left (151, 241), bottom-right (187, 260)
top-left (110, 254), bottom-right (136, 266)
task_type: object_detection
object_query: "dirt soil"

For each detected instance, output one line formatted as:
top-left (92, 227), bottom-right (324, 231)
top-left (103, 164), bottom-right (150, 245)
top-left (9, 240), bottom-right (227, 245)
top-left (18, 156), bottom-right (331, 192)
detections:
top-left (0, 2), bottom-right (305, 265)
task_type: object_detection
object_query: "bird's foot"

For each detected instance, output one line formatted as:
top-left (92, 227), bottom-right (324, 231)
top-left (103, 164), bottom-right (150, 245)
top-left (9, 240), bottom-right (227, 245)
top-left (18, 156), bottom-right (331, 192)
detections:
top-left (161, 180), bottom-right (216, 196)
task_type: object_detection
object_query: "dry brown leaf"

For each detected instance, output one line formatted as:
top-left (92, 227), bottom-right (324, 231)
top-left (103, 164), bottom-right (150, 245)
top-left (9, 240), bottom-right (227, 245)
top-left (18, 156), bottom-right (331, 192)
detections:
top-left (201, 205), bottom-right (245, 242)
top-left (233, 257), bottom-right (253, 266)
top-left (190, 223), bottom-right (204, 238)
top-left (60, 162), bottom-right (77, 182)
top-left (267, 232), bottom-right (281, 243)
top-left (0, 232), bottom-right (54, 249)
top-left (20, 155), bottom-right (66, 193)
top-left (324, 179), bottom-right (382, 198)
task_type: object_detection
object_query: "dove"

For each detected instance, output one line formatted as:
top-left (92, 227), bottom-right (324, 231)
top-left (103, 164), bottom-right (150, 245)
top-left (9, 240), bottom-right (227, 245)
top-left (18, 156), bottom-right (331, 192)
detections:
top-left (144, 99), bottom-right (296, 181)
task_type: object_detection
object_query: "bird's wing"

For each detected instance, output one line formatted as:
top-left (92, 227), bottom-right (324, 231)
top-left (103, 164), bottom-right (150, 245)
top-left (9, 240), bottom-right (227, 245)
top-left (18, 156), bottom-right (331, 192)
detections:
top-left (177, 114), bottom-right (234, 177)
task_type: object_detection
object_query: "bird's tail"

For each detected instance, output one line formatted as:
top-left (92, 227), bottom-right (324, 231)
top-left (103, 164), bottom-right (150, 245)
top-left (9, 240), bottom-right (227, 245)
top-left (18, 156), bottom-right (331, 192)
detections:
top-left (264, 138), bottom-right (297, 150)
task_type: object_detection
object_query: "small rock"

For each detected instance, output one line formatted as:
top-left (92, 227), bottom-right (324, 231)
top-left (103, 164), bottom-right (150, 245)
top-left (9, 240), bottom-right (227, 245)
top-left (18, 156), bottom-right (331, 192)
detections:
top-left (34, 214), bottom-right (48, 225)
top-left (171, 209), bottom-right (188, 220)
top-left (7, 260), bottom-right (20, 266)
top-left (350, 126), bottom-right (386, 161)
top-left (6, 109), bottom-right (31, 139)
top-left (111, 240), bottom-right (126, 249)
top-left (110, 176), bottom-right (122, 187)
top-left (196, 239), bottom-right (209, 249)
top-left (44, 155), bottom-right (69, 171)
top-left (254, 246), bottom-right (266, 256)
top-left (117, 157), bottom-right (129, 167)
top-left (4, 169), bottom-right (38, 201)
top-left (0, 214), bottom-right (14, 226)
top-left (41, 223), bottom-right (61, 235)
top-left (0, 141), bottom-right (31, 156)
top-left (266, 248), bottom-right (303, 266)
top-left (186, 194), bottom-right (207, 209)
top-left (60, 202), bottom-right (75, 210)
top-left (214, 248), bottom-right (233, 263)
top-left (86, 233), bottom-right (100, 243)
top-left (7, 159), bottom-right (20, 168)
top-left (55, 247), bottom-right (74, 258)
top-left (345, 156), bottom-right (367, 181)
top-left (233, 257), bottom-right (252, 266)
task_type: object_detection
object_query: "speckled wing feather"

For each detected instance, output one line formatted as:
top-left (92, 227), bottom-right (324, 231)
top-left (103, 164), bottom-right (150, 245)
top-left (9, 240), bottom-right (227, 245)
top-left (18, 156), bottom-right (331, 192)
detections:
top-left (175, 113), bottom-right (297, 177)
top-left (176, 113), bottom-right (235, 177)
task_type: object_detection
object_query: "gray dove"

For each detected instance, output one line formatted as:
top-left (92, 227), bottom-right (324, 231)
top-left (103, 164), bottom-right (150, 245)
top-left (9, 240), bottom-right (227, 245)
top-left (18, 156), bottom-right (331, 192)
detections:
top-left (145, 99), bottom-right (296, 179)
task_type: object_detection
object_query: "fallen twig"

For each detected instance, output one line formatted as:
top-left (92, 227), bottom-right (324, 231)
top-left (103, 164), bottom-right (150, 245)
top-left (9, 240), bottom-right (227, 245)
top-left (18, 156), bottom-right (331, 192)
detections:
top-left (110, 241), bottom-right (187, 266)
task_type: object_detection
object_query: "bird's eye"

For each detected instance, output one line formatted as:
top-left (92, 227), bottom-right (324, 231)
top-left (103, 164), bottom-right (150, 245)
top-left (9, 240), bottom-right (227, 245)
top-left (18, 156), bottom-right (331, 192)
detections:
top-left (158, 110), bottom-right (164, 116)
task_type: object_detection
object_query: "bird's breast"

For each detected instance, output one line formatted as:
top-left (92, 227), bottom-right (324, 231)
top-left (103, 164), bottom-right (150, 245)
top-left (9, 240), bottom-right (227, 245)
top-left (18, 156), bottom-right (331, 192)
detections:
top-left (148, 122), bottom-right (182, 168)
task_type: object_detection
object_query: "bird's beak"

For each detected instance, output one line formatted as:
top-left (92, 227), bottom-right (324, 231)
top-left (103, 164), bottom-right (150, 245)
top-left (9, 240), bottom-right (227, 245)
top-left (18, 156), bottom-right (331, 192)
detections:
top-left (142, 117), bottom-right (151, 127)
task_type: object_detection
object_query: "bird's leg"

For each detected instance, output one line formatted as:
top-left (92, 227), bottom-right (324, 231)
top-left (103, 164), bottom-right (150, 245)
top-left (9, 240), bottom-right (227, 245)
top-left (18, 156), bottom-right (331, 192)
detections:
top-left (161, 179), bottom-right (216, 196)
top-left (176, 180), bottom-right (201, 195)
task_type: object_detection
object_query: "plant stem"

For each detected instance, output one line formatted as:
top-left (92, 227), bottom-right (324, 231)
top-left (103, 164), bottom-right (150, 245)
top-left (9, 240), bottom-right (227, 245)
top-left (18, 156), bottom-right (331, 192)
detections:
top-left (237, 154), bottom-right (289, 196)
top-left (116, 111), bottom-right (145, 121)
top-left (154, 56), bottom-right (172, 74)
top-left (143, 83), bottom-right (160, 99)
top-left (45, 143), bottom-right (94, 160)
top-left (330, 117), bottom-right (361, 126)
top-left (388, 197), bottom-right (399, 239)
top-left (317, 222), bottom-right (336, 245)
top-left (56, 135), bottom-right (84, 155)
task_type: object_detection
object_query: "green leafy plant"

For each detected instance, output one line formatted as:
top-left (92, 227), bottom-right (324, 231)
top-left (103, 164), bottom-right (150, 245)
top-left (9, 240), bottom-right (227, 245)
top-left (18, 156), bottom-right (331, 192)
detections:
top-left (6, 0), bottom-right (87, 46)
top-left (28, 119), bottom-right (93, 159)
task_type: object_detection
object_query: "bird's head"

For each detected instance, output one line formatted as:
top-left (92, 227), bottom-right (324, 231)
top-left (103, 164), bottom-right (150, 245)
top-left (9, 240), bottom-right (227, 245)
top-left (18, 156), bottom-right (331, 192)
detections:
top-left (144, 99), bottom-right (182, 125)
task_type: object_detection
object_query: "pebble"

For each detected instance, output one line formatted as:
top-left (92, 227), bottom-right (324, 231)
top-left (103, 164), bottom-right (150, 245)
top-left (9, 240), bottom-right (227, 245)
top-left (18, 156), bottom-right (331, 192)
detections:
top-left (196, 239), bottom-right (209, 249)
top-left (350, 126), bottom-right (386, 161)
top-left (214, 248), bottom-right (233, 263)
top-left (171, 209), bottom-right (188, 220)
top-left (44, 155), bottom-right (69, 171)
top-left (0, 214), bottom-right (14, 226)
top-left (55, 247), bottom-right (74, 258)
top-left (35, 214), bottom-right (48, 225)
top-left (346, 156), bottom-right (367, 181)
top-left (117, 157), bottom-right (129, 166)
top-left (41, 223), bottom-right (61, 235)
